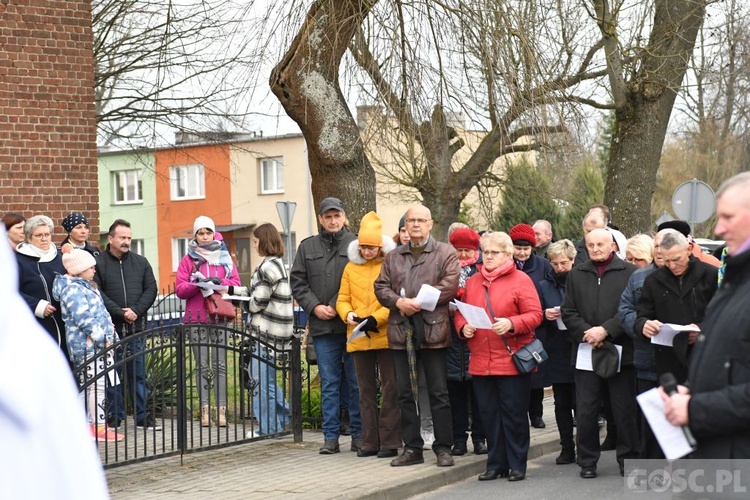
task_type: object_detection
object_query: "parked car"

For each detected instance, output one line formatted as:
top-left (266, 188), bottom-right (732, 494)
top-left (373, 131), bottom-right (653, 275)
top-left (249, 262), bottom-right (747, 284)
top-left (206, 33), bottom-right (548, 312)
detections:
top-left (693, 238), bottom-right (725, 255)
top-left (146, 293), bottom-right (185, 328)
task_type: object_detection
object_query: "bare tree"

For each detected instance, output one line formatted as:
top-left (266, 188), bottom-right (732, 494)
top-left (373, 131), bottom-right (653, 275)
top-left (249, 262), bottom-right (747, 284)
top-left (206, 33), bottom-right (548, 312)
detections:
top-left (93, 0), bottom-right (265, 148)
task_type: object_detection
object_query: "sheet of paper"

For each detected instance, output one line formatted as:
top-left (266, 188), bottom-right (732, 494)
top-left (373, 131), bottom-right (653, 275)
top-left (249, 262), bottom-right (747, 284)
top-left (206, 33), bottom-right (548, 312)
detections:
top-left (636, 388), bottom-right (696, 460)
top-left (221, 294), bottom-right (251, 301)
top-left (189, 281), bottom-right (227, 291)
top-left (554, 306), bottom-right (567, 330)
top-left (415, 284), bottom-right (440, 312)
top-left (576, 343), bottom-right (622, 372)
top-left (452, 300), bottom-right (494, 329)
top-left (651, 323), bottom-right (700, 347)
top-left (347, 320), bottom-right (369, 343)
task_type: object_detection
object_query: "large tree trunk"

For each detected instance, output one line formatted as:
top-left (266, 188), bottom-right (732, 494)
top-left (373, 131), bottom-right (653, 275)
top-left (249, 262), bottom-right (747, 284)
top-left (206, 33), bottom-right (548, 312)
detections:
top-left (270, 0), bottom-right (378, 231)
top-left (601, 0), bottom-right (706, 236)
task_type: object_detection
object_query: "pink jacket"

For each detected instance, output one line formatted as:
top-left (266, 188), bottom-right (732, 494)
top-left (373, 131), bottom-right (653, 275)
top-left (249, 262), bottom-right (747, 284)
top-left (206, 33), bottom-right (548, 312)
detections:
top-left (454, 264), bottom-right (543, 376)
top-left (175, 255), bottom-right (241, 323)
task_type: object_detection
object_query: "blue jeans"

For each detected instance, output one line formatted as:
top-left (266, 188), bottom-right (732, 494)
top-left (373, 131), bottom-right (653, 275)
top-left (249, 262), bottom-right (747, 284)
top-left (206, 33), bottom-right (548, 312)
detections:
top-left (107, 337), bottom-right (149, 422)
top-left (313, 333), bottom-right (361, 440)
top-left (248, 346), bottom-right (290, 435)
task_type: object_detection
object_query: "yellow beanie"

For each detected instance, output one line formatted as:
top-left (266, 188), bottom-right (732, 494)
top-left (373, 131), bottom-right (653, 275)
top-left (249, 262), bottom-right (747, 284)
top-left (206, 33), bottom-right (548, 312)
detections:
top-left (358, 211), bottom-right (382, 247)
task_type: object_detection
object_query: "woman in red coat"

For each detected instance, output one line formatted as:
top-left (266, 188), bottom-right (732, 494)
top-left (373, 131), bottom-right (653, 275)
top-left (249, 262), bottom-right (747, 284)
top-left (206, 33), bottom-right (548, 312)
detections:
top-left (454, 231), bottom-right (543, 482)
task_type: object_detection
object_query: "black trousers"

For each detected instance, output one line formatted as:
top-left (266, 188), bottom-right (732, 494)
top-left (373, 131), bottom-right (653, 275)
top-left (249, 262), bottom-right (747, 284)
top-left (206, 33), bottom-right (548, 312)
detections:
top-left (447, 379), bottom-right (486, 444)
top-left (552, 382), bottom-right (575, 449)
top-left (473, 373), bottom-right (531, 473)
top-left (528, 388), bottom-right (545, 419)
top-left (574, 366), bottom-right (638, 468)
top-left (636, 378), bottom-right (663, 458)
top-left (392, 349), bottom-right (453, 453)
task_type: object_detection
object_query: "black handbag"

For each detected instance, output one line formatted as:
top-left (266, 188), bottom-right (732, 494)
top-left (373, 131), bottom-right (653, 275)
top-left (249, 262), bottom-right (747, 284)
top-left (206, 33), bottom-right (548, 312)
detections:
top-left (484, 288), bottom-right (548, 374)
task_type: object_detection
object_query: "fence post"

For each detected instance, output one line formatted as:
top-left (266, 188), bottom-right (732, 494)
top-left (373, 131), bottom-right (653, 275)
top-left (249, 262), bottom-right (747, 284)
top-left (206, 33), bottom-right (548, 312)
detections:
top-left (290, 333), bottom-right (303, 443)
top-left (176, 324), bottom-right (187, 464)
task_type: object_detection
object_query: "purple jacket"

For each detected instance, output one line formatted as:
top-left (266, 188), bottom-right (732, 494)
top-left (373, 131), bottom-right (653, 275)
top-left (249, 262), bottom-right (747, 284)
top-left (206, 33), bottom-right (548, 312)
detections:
top-left (175, 255), bottom-right (241, 323)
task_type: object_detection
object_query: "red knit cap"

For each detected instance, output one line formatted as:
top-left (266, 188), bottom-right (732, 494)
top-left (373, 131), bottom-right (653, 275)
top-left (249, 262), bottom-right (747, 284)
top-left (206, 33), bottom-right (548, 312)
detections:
top-left (509, 223), bottom-right (536, 247)
top-left (449, 228), bottom-right (480, 250)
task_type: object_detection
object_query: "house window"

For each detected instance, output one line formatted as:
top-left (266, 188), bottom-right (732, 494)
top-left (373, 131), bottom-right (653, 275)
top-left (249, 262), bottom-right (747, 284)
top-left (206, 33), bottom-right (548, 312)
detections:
top-left (114, 170), bottom-right (142, 204)
top-left (170, 164), bottom-right (205, 200)
top-left (172, 238), bottom-right (192, 271)
top-left (260, 157), bottom-right (284, 194)
top-left (131, 239), bottom-right (145, 256)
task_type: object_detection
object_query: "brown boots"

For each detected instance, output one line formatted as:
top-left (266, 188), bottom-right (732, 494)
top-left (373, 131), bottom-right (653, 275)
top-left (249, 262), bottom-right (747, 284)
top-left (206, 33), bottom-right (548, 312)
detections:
top-left (200, 405), bottom-right (228, 427)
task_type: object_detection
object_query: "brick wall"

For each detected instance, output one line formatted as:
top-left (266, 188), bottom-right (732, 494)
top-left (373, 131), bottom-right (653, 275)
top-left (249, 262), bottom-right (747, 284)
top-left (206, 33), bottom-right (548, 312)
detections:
top-left (0, 2), bottom-right (99, 239)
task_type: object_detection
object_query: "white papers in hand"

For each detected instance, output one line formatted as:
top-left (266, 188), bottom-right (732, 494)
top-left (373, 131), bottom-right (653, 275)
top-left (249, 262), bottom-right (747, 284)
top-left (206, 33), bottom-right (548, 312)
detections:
top-left (348, 320), bottom-right (369, 344)
top-left (554, 306), bottom-right (567, 330)
top-left (452, 300), bottom-right (493, 329)
top-left (652, 323), bottom-right (700, 347)
top-left (189, 281), bottom-right (227, 291)
top-left (636, 388), bottom-right (696, 460)
top-left (222, 294), bottom-right (251, 302)
top-left (575, 343), bottom-right (622, 372)
top-left (415, 284), bottom-right (441, 312)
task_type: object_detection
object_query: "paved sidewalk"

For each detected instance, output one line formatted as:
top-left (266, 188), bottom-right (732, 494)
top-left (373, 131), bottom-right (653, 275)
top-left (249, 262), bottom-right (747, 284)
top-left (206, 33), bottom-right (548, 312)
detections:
top-left (107, 396), bottom-right (563, 499)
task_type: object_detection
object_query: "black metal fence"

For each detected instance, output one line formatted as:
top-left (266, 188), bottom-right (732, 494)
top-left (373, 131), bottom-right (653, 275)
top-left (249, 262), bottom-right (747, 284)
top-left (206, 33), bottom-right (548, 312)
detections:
top-left (77, 312), bottom-right (307, 468)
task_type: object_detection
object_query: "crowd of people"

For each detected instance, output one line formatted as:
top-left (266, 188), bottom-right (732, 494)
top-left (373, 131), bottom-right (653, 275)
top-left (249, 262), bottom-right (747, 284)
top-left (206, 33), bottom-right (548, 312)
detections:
top-left (5, 171), bottom-right (750, 482)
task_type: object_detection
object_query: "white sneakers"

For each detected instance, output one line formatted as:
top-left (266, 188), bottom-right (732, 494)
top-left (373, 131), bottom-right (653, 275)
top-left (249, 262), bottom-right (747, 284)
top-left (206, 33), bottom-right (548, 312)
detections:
top-left (421, 430), bottom-right (435, 450)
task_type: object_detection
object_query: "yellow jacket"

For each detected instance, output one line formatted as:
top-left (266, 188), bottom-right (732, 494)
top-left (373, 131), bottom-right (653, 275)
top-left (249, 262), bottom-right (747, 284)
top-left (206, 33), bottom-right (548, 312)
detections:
top-left (336, 237), bottom-right (395, 352)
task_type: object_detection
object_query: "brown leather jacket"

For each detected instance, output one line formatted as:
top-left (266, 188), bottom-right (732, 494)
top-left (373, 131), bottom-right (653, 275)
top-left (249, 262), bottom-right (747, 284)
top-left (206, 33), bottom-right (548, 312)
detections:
top-left (374, 237), bottom-right (460, 349)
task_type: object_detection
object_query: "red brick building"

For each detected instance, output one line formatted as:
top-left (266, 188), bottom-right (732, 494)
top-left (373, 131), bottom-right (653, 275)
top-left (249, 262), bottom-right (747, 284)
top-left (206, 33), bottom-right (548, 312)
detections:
top-left (0, 2), bottom-right (98, 237)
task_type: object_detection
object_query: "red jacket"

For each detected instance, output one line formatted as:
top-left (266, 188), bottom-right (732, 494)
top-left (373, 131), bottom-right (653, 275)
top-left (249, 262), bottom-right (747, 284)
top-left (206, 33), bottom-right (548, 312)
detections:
top-left (454, 264), bottom-right (543, 376)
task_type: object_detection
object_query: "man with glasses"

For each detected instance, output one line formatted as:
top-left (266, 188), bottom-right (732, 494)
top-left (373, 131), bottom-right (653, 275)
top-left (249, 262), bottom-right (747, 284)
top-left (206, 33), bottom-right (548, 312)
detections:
top-left (375, 204), bottom-right (460, 467)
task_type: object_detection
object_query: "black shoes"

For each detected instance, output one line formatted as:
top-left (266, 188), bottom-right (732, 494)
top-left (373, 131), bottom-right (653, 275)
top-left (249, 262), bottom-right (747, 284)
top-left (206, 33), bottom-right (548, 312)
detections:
top-left (436, 450), bottom-right (454, 467)
top-left (452, 441), bottom-right (467, 456)
top-left (377, 449), bottom-right (398, 458)
top-left (319, 438), bottom-right (340, 454)
top-left (473, 441), bottom-right (488, 455)
top-left (580, 467), bottom-right (597, 479)
top-left (357, 449), bottom-right (378, 457)
top-left (390, 448), bottom-right (424, 466)
top-left (136, 416), bottom-right (162, 431)
top-left (107, 416), bottom-right (123, 428)
top-left (478, 469), bottom-right (508, 481)
top-left (530, 416), bottom-right (546, 428)
top-left (508, 470), bottom-right (526, 482)
top-left (350, 437), bottom-right (363, 452)
top-left (556, 446), bottom-right (576, 465)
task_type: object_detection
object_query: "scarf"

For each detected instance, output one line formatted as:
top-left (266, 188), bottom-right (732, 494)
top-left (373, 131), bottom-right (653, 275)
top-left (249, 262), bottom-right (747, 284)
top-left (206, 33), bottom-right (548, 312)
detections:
top-left (480, 258), bottom-right (514, 283)
top-left (553, 270), bottom-right (569, 287)
top-left (188, 239), bottom-right (233, 276)
top-left (459, 251), bottom-right (479, 269)
top-left (593, 253), bottom-right (614, 277)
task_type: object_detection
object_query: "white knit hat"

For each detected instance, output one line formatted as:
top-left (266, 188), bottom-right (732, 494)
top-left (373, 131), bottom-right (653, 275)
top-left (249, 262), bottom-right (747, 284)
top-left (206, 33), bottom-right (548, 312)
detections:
top-left (193, 215), bottom-right (215, 235)
top-left (62, 248), bottom-right (96, 276)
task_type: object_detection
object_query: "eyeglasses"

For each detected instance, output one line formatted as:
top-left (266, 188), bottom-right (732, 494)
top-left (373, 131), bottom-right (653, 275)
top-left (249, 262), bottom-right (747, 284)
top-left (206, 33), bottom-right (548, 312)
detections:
top-left (482, 250), bottom-right (504, 257)
top-left (405, 218), bottom-right (431, 225)
top-left (31, 233), bottom-right (51, 239)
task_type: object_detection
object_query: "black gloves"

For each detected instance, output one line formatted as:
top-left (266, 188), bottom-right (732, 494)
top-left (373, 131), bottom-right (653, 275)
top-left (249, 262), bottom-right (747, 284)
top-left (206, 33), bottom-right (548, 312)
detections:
top-left (361, 316), bottom-right (378, 333)
top-left (203, 277), bottom-right (223, 286)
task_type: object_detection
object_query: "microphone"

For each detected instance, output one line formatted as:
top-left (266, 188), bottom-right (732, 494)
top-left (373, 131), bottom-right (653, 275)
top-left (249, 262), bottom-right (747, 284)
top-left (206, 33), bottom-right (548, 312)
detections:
top-left (659, 372), bottom-right (697, 449)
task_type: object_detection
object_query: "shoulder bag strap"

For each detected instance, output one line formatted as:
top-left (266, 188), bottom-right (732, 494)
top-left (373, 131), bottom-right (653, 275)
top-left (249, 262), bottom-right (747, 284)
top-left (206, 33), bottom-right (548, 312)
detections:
top-left (484, 286), bottom-right (514, 356)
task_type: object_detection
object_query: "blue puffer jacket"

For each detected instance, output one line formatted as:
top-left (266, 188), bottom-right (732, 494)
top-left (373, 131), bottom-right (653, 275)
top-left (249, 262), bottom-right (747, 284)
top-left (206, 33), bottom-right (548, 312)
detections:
top-left (52, 274), bottom-right (115, 366)
top-left (617, 264), bottom-right (658, 381)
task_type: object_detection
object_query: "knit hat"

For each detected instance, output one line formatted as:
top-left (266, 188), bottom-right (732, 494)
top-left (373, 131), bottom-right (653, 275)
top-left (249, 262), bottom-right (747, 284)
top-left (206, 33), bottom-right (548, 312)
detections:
top-left (61, 212), bottom-right (89, 233)
top-left (449, 227), bottom-right (480, 250)
top-left (193, 215), bottom-right (215, 235)
top-left (62, 248), bottom-right (96, 276)
top-left (358, 211), bottom-right (383, 247)
top-left (657, 220), bottom-right (691, 237)
top-left (318, 197), bottom-right (345, 214)
top-left (509, 223), bottom-right (536, 247)
top-left (398, 214), bottom-right (407, 232)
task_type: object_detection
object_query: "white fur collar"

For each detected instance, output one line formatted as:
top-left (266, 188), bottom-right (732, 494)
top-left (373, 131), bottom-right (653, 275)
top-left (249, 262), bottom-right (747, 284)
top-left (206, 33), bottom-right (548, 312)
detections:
top-left (347, 235), bottom-right (396, 264)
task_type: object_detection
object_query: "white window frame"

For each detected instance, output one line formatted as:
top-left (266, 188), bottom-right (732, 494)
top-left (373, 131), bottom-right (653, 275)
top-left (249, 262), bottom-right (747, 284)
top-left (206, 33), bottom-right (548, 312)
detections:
top-left (170, 164), bottom-right (205, 200)
top-left (259, 157), bottom-right (284, 194)
top-left (131, 239), bottom-right (145, 256)
top-left (113, 170), bottom-right (143, 205)
top-left (172, 238), bottom-right (192, 271)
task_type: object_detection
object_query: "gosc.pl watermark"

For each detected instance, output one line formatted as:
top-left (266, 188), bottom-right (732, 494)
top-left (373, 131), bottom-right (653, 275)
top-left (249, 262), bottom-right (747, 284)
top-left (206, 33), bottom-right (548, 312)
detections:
top-left (624, 459), bottom-right (750, 498)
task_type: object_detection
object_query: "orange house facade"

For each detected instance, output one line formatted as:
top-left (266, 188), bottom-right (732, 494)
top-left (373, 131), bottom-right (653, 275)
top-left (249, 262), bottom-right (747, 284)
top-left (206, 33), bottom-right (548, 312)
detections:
top-left (154, 144), bottom-right (235, 289)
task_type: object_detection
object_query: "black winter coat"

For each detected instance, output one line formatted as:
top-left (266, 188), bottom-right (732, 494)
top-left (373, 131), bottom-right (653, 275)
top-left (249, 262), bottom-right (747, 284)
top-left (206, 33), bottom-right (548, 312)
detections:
top-left (94, 246), bottom-right (158, 335)
top-left (290, 229), bottom-right (357, 337)
top-left (687, 249), bottom-right (750, 458)
top-left (634, 257), bottom-right (718, 382)
top-left (16, 248), bottom-right (67, 354)
top-left (561, 255), bottom-right (636, 367)
top-left (538, 273), bottom-right (574, 384)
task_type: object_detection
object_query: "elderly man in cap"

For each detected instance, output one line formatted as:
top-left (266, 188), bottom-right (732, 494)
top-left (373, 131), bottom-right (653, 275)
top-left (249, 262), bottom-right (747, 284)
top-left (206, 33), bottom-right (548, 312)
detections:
top-left (290, 197), bottom-right (362, 454)
top-left (657, 220), bottom-right (721, 268)
top-left (561, 228), bottom-right (637, 479)
top-left (60, 212), bottom-right (100, 256)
